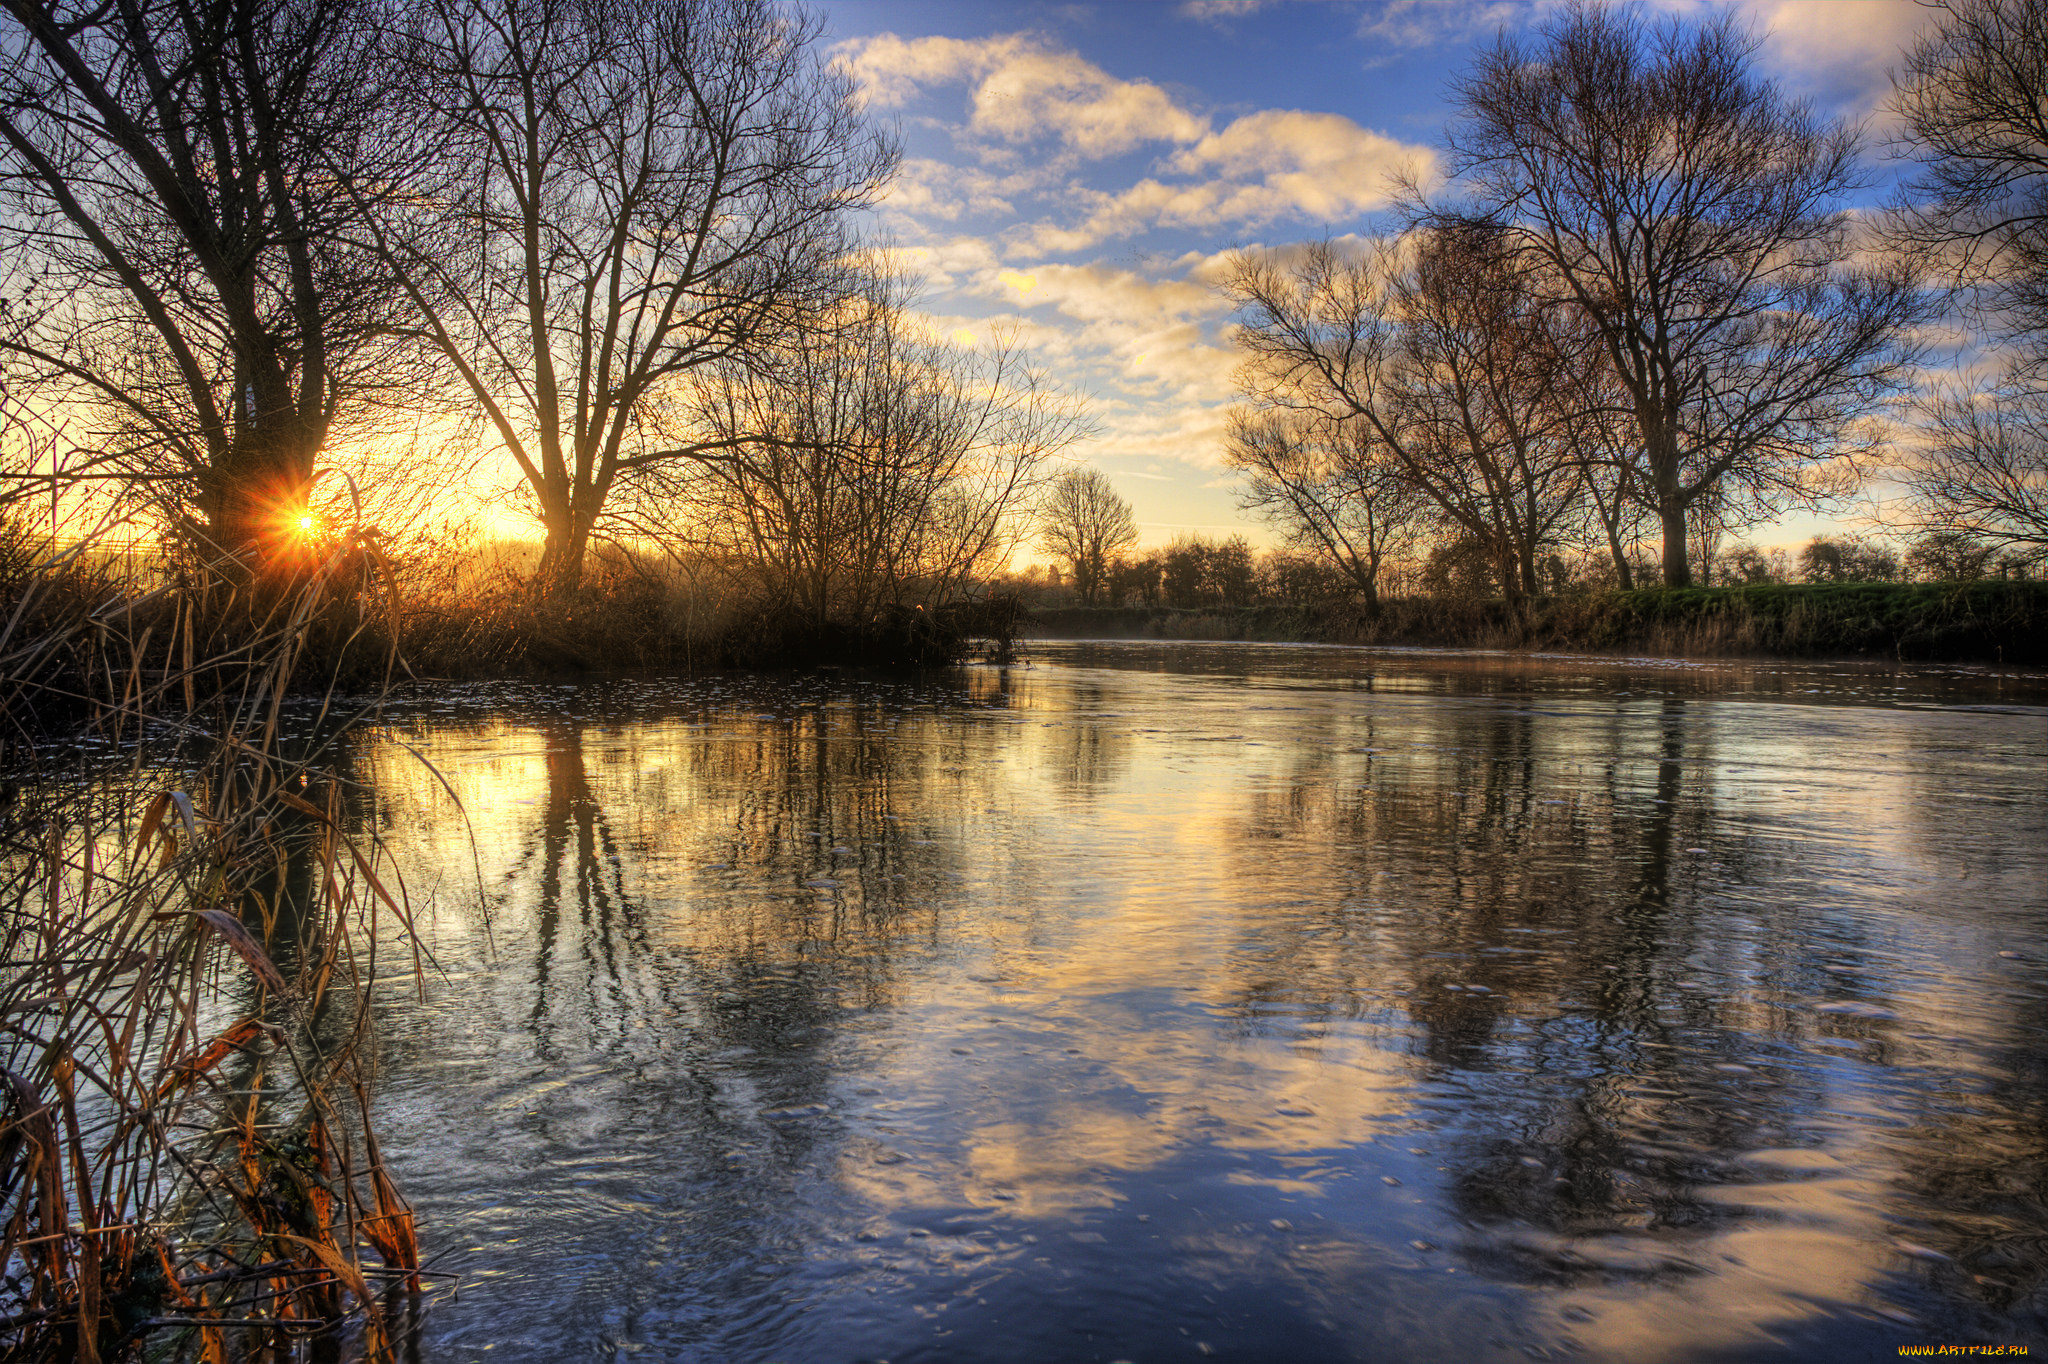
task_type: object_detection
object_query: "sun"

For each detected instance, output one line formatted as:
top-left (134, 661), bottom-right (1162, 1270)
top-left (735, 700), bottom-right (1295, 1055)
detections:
top-left (297, 514), bottom-right (315, 533)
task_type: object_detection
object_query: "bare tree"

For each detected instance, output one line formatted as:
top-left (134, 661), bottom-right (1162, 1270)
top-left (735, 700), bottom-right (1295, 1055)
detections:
top-left (1438, 2), bottom-right (1927, 586)
top-left (653, 267), bottom-right (1086, 637)
top-left (0, 0), bottom-right (413, 563)
top-left (1562, 396), bottom-right (1656, 589)
top-left (1888, 0), bottom-right (2048, 359)
top-left (1894, 379), bottom-right (2048, 558)
top-left (1154, 533), bottom-right (1257, 609)
top-left (1225, 410), bottom-right (1420, 614)
top-left (1223, 228), bottom-right (1591, 607)
top-left (1037, 465), bottom-right (1137, 606)
top-left (1798, 534), bottom-right (1901, 583)
top-left (372, 0), bottom-right (893, 594)
top-left (1904, 528), bottom-right (1999, 580)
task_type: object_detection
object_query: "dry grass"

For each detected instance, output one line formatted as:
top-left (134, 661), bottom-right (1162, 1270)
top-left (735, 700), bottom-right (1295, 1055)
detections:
top-left (379, 538), bottom-right (1007, 675)
top-left (1, 520), bottom-right (427, 1361)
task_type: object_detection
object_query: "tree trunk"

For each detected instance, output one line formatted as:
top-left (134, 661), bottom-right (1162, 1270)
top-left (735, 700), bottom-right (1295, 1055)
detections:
top-left (1659, 497), bottom-right (1691, 588)
top-left (1496, 546), bottom-right (1526, 606)
top-left (537, 517), bottom-right (591, 596)
top-left (1606, 519), bottom-right (1635, 590)
top-left (534, 475), bottom-right (601, 596)
top-left (1587, 471), bottom-right (1636, 589)
top-left (205, 423), bottom-right (318, 574)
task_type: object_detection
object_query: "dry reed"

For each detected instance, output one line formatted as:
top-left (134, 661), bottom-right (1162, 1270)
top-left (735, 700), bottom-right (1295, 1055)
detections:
top-left (1, 520), bottom-right (426, 1362)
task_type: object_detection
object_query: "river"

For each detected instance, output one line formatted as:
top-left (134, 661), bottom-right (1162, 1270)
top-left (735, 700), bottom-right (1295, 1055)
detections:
top-left (350, 642), bottom-right (2048, 1363)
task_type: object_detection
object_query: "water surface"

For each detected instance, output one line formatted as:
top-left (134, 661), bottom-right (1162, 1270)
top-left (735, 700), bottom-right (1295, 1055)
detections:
top-left (357, 643), bottom-right (2048, 1363)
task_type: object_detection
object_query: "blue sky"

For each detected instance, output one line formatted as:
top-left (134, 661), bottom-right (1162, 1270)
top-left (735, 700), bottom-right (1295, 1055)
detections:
top-left (816, 0), bottom-right (1942, 552)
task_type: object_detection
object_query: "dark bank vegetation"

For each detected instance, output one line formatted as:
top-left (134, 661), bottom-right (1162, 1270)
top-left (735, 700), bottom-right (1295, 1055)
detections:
top-left (1019, 513), bottom-right (2045, 662)
top-left (1024, 580), bottom-right (2048, 665)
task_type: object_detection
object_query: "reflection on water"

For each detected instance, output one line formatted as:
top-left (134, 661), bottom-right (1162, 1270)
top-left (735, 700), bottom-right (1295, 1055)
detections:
top-left (355, 644), bottom-right (2048, 1362)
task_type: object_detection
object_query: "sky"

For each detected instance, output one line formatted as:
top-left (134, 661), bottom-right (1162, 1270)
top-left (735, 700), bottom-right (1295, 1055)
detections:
top-left (815, 0), bottom-right (1945, 554)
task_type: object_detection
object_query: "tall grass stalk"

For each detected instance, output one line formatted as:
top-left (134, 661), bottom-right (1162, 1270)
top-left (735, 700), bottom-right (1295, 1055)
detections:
top-left (1, 520), bottom-right (424, 1362)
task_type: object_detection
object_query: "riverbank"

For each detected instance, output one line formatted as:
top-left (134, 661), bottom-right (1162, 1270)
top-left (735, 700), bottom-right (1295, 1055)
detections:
top-left (1022, 581), bottom-right (2048, 664)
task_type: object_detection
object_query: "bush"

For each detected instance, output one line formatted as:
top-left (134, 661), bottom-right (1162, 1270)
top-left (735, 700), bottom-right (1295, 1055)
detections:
top-left (1799, 534), bottom-right (1901, 583)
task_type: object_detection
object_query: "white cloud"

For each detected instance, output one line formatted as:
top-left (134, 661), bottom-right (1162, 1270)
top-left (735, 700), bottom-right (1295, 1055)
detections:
top-left (955, 259), bottom-right (1245, 456)
top-left (969, 46), bottom-right (1208, 157)
top-left (1171, 109), bottom-right (1433, 216)
top-left (1016, 109), bottom-right (1431, 252)
top-left (869, 236), bottom-right (1002, 294)
top-left (996, 261), bottom-right (1228, 329)
top-left (844, 31), bottom-right (1431, 251)
top-left (836, 32), bottom-right (1207, 159)
top-left (1744, 0), bottom-right (1938, 125)
top-left (1356, 0), bottom-right (1530, 54)
top-left (835, 33), bottom-right (1032, 108)
top-left (1087, 402), bottom-right (1237, 470)
top-left (1342, 1), bottom-right (1934, 125)
top-left (1177, 0), bottom-right (1270, 28)
top-left (880, 158), bottom-right (1052, 224)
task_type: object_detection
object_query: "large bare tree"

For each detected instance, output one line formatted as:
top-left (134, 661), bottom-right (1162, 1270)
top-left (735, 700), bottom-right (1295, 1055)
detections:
top-left (1895, 380), bottom-right (2048, 558)
top-left (372, 0), bottom-right (893, 593)
top-left (0, 0), bottom-right (409, 561)
top-left (1037, 466), bottom-right (1137, 607)
top-left (1224, 229), bottom-right (1592, 607)
top-left (1438, 3), bottom-right (1926, 586)
top-left (1883, 0), bottom-right (2047, 572)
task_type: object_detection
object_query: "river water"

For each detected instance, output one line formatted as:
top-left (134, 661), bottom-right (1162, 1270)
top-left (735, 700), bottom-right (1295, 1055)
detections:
top-left (353, 642), bottom-right (2048, 1363)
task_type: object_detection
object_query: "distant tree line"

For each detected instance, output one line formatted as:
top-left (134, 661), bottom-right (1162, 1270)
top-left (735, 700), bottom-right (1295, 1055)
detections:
top-left (1024, 522), bottom-right (2026, 616)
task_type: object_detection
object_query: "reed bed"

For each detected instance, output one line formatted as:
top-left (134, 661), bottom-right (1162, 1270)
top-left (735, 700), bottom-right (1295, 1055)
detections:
top-left (1, 521), bottom-right (425, 1362)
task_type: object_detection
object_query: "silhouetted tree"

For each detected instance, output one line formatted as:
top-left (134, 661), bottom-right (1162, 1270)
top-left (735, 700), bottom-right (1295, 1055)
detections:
top-left (1719, 542), bottom-right (1791, 585)
top-left (1896, 380), bottom-right (2048, 558)
top-left (1905, 529), bottom-right (1999, 581)
top-left (1106, 551), bottom-right (1163, 607)
top-left (1438, 3), bottom-right (1926, 586)
top-left (371, 0), bottom-right (893, 593)
top-left (1037, 466), bottom-right (1137, 606)
top-left (656, 265), bottom-right (1084, 637)
top-left (1223, 228), bottom-right (1594, 607)
top-left (1226, 409), bottom-right (1422, 613)
top-left (1798, 534), bottom-right (1901, 583)
top-left (0, 0), bottom-right (414, 563)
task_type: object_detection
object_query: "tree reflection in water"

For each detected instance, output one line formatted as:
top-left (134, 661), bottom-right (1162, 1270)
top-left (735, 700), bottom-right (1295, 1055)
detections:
top-left (347, 649), bottom-right (2045, 1361)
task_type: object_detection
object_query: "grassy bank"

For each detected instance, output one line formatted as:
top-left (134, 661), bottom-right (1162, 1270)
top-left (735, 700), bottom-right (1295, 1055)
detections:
top-left (1023, 581), bottom-right (2048, 664)
top-left (13, 532), bottom-right (1020, 694)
